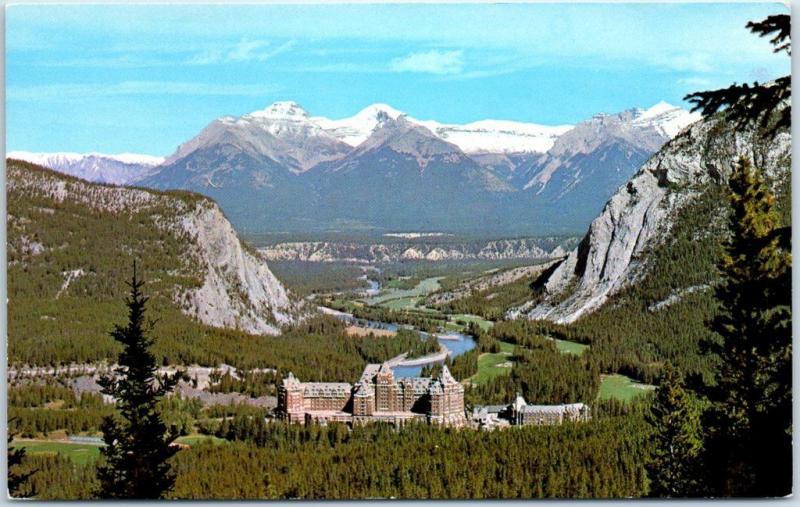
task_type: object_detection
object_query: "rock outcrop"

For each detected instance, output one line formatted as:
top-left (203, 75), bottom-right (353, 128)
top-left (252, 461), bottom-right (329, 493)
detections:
top-left (260, 237), bottom-right (578, 264)
top-left (177, 201), bottom-right (293, 334)
top-left (510, 114), bottom-right (791, 323)
top-left (8, 160), bottom-right (297, 335)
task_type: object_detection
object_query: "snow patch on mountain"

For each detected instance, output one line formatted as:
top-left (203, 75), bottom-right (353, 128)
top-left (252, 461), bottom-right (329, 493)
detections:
top-left (418, 119), bottom-right (573, 154)
top-left (9, 151), bottom-right (165, 167)
top-left (509, 112), bottom-right (790, 324)
top-left (632, 101), bottom-right (702, 138)
top-left (8, 151), bottom-right (165, 185)
top-left (314, 103), bottom-right (406, 146)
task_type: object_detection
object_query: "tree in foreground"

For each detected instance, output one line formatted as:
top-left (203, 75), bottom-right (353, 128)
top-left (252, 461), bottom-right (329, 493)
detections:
top-left (646, 364), bottom-right (704, 497)
top-left (685, 14), bottom-right (790, 135)
top-left (8, 421), bottom-right (35, 498)
top-left (682, 11), bottom-right (791, 498)
top-left (96, 263), bottom-right (182, 499)
top-left (704, 157), bottom-right (791, 496)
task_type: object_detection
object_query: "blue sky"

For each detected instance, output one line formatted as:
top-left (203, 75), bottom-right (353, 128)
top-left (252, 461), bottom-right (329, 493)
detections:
top-left (6, 3), bottom-right (790, 156)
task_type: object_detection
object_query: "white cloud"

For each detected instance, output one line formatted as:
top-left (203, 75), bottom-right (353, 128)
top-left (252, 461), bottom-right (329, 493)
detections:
top-left (652, 52), bottom-right (715, 73)
top-left (7, 81), bottom-right (280, 101)
top-left (390, 50), bottom-right (464, 75)
top-left (188, 39), bottom-right (296, 65)
top-left (677, 76), bottom-right (715, 88)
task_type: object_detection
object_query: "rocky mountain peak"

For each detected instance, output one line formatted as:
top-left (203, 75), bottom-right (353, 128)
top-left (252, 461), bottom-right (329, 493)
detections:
top-left (356, 115), bottom-right (464, 166)
top-left (246, 100), bottom-right (310, 120)
top-left (511, 111), bottom-right (791, 324)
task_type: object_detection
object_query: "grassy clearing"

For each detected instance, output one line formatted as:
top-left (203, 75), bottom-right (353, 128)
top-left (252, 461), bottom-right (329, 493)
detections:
top-left (448, 313), bottom-right (494, 331)
top-left (366, 277), bottom-right (444, 305)
top-left (598, 374), bottom-right (655, 402)
top-left (175, 434), bottom-right (228, 446)
top-left (553, 339), bottom-right (589, 355)
top-left (467, 342), bottom-right (516, 386)
top-left (382, 297), bottom-right (421, 310)
top-left (13, 440), bottom-right (102, 465)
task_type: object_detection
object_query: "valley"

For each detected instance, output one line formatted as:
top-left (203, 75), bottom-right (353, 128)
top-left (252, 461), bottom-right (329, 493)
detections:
top-left (6, 2), bottom-right (793, 499)
top-left (7, 101), bottom-right (791, 500)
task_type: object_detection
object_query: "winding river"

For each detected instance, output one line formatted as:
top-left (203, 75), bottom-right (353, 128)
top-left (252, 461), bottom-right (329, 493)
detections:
top-left (319, 306), bottom-right (477, 378)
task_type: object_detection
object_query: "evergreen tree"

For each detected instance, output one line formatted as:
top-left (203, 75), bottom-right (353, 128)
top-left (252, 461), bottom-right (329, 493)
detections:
top-left (8, 421), bottom-right (35, 498)
top-left (96, 263), bottom-right (182, 499)
top-left (705, 157), bottom-right (791, 496)
top-left (645, 364), bottom-right (704, 497)
top-left (685, 14), bottom-right (790, 135)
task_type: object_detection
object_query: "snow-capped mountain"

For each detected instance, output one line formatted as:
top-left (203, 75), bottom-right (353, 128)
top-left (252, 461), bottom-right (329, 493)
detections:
top-left (631, 101), bottom-right (700, 138)
top-left (313, 103), bottom-right (407, 147)
top-left (518, 104), bottom-right (701, 193)
top-left (7, 151), bottom-right (164, 185)
top-left (158, 100), bottom-right (697, 175)
top-left (416, 119), bottom-right (573, 154)
top-left (14, 100), bottom-right (701, 236)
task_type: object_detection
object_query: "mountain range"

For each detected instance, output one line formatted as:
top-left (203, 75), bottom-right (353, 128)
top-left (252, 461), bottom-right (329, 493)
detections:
top-left (6, 151), bottom-right (164, 186)
top-left (511, 109), bottom-right (791, 324)
top-left (10, 101), bottom-right (700, 236)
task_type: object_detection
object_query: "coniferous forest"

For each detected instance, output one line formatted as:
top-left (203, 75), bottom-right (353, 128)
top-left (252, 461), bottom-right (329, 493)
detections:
top-left (6, 8), bottom-right (793, 502)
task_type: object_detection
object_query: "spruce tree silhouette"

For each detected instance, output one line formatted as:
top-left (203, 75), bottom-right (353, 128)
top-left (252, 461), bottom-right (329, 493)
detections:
top-left (669, 13), bottom-right (791, 497)
top-left (685, 14), bottom-right (790, 136)
top-left (96, 262), bottom-right (182, 499)
top-left (705, 158), bottom-right (792, 496)
top-left (646, 365), bottom-right (704, 497)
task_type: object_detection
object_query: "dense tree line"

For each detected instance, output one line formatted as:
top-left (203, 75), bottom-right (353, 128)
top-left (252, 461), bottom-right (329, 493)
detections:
top-left (437, 273), bottom-right (542, 320)
top-left (11, 454), bottom-right (98, 500)
top-left (8, 382), bottom-right (112, 437)
top-left (267, 261), bottom-right (369, 296)
top-left (465, 346), bottom-right (599, 407)
top-left (421, 322), bottom-right (599, 407)
top-left (325, 299), bottom-right (448, 333)
top-left (356, 329), bottom-right (440, 362)
top-left (12, 406), bottom-right (653, 500)
top-left (169, 418), bottom-right (650, 499)
top-left (208, 370), bottom-right (282, 397)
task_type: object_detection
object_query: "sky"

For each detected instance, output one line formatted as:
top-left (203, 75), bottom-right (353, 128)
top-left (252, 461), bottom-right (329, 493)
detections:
top-left (6, 2), bottom-right (790, 156)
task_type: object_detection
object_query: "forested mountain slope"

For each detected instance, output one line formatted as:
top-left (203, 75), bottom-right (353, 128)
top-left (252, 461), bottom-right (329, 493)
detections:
top-left (7, 160), bottom-right (299, 364)
top-left (509, 112), bottom-right (791, 382)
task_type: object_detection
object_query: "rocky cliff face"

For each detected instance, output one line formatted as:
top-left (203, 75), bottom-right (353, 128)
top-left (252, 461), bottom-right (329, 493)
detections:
top-left (8, 160), bottom-right (297, 335)
top-left (260, 237), bottom-right (578, 264)
top-left (510, 114), bottom-right (791, 323)
top-left (176, 201), bottom-right (294, 334)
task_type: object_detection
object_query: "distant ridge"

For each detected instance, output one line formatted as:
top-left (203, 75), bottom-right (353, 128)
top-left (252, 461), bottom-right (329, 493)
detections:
top-left (11, 101), bottom-right (701, 236)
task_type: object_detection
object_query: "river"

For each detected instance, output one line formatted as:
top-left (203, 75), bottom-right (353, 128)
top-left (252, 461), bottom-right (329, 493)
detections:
top-left (319, 306), bottom-right (477, 377)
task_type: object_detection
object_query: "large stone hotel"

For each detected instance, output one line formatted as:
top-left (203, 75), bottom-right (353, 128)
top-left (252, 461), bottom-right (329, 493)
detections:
top-left (277, 362), bottom-right (466, 427)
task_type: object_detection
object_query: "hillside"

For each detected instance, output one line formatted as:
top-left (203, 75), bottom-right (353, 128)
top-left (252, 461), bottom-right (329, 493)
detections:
top-left (509, 112), bottom-right (791, 382)
top-left (7, 159), bottom-right (300, 365)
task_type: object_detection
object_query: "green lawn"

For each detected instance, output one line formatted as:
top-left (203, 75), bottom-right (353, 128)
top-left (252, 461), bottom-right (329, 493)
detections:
top-left (381, 296), bottom-right (422, 310)
top-left (467, 342), bottom-right (516, 385)
top-left (448, 313), bottom-right (494, 331)
top-left (598, 374), bottom-right (655, 402)
top-left (553, 338), bottom-right (589, 355)
top-left (175, 434), bottom-right (228, 446)
top-left (13, 440), bottom-right (103, 465)
top-left (366, 277), bottom-right (444, 305)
